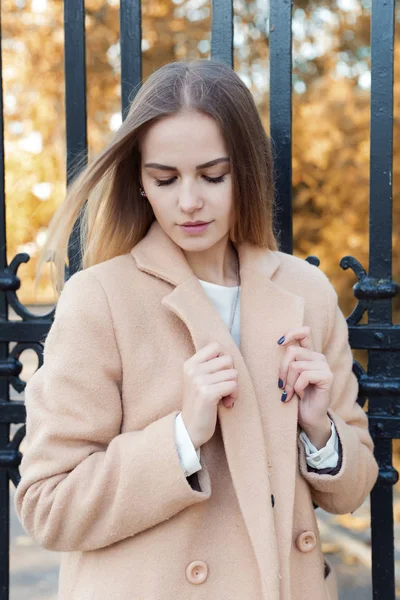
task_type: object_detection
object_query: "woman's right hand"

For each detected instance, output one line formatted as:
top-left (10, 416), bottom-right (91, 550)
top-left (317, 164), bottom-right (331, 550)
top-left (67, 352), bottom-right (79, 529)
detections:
top-left (181, 341), bottom-right (239, 450)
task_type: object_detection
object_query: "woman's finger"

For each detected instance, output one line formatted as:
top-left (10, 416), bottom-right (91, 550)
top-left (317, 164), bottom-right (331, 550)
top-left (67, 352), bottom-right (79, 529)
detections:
top-left (278, 346), bottom-right (322, 389)
top-left (293, 369), bottom-right (333, 400)
top-left (277, 325), bottom-right (314, 350)
top-left (282, 361), bottom-right (328, 402)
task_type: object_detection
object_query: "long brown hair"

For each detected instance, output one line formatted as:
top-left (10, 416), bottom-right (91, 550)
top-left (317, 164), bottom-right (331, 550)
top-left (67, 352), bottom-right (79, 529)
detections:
top-left (37, 58), bottom-right (279, 295)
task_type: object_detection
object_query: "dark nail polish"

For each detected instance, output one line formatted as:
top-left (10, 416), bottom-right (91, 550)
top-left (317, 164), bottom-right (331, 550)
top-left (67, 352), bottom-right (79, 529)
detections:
top-left (278, 378), bottom-right (283, 388)
top-left (277, 336), bottom-right (285, 345)
top-left (281, 390), bottom-right (288, 402)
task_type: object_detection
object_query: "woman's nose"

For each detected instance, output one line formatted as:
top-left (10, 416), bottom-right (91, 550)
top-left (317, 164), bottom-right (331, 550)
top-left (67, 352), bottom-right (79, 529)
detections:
top-left (178, 193), bottom-right (204, 212)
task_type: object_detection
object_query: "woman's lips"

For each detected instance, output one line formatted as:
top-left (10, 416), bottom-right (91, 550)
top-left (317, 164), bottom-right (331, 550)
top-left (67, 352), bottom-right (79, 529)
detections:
top-left (180, 222), bottom-right (211, 234)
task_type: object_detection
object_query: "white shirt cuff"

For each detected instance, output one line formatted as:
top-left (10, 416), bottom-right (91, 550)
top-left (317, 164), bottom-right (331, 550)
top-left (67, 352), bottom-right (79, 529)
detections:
top-left (299, 417), bottom-right (339, 469)
top-left (174, 412), bottom-right (202, 477)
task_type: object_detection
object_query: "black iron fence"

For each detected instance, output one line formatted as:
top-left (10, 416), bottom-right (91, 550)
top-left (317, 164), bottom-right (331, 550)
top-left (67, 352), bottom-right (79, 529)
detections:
top-left (0, 0), bottom-right (398, 598)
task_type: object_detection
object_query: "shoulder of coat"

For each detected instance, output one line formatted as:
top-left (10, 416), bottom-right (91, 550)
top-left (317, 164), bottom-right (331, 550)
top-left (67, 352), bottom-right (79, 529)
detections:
top-left (70, 252), bottom-right (140, 288)
top-left (272, 250), bottom-right (335, 300)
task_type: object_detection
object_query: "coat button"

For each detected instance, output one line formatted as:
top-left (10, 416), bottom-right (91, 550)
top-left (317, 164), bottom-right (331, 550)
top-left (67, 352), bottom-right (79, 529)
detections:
top-left (185, 560), bottom-right (209, 584)
top-left (296, 531), bottom-right (317, 553)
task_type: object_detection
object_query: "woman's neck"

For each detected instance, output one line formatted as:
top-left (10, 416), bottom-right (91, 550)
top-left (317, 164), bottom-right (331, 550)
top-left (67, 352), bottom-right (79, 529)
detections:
top-left (182, 237), bottom-right (239, 287)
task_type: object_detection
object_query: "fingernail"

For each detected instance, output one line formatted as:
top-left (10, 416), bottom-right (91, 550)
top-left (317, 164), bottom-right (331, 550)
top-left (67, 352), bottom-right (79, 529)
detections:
top-left (277, 336), bottom-right (285, 345)
top-left (281, 390), bottom-right (288, 402)
top-left (278, 378), bottom-right (283, 388)
top-left (231, 402), bottom-right (235, 408)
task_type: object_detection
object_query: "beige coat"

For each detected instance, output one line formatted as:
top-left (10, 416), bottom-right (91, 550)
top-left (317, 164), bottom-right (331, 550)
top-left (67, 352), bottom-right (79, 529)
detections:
top-left (14, 219), bottom-right (379, 600)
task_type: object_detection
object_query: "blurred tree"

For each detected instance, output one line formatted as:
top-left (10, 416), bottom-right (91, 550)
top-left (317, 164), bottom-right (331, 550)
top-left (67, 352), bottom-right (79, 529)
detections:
top-left (1, 0), bottom-right (399, 329)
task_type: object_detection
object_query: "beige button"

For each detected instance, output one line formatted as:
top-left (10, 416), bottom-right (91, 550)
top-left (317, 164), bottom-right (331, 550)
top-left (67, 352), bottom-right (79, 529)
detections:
top-left (296, 530), bottom-right (317, 553)
top-left (186, 560), bottom-right (209, 584)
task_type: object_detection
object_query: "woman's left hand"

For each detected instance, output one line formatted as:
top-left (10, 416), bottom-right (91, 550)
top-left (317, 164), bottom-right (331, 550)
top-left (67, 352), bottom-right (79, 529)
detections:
top-left (277, 326), bottom-right (333, 448)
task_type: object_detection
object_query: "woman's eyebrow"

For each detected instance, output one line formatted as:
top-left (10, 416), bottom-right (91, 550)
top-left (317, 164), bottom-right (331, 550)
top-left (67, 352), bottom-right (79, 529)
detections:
top-left (144, 157), bottom-right (230, 171)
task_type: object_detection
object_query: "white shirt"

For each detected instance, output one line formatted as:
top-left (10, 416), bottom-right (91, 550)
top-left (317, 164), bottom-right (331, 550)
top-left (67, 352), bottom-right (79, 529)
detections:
top-left (174, 278), bottom-right (339, 477)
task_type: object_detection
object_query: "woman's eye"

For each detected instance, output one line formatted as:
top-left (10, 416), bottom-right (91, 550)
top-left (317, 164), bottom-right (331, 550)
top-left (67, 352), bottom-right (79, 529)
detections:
top-left (155, 175), bottom-right (226, 187)
top-left (155, 177), bottom-right (175, 187)
top-left (204, 175), bottom-right (226, 184)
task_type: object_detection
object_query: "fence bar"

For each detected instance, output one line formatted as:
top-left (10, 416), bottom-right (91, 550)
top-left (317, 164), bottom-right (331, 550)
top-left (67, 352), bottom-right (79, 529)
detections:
top-left (0, 5), bottom-right (10, 597)
top-left (211, 0), bottom-right (233, 67)
top-left (269, 0), bottom-right (292, 254)
top-left (368, 0), bottom-right (397, 598)
top-left (120, 0), bottom-right (142, 120)
top-left (64, 0), bottom-right (88, 276)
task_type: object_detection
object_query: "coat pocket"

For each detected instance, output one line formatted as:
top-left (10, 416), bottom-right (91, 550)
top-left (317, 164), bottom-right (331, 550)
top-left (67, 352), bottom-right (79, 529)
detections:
top-left (324, 557), bottom-right (338, 600)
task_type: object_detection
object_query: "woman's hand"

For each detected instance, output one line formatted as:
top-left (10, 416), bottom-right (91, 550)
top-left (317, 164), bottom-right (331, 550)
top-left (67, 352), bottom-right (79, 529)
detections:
top-left (277, 326), bottom-right (333, 449)
top-left (181, 341), bottom-right (238, 450)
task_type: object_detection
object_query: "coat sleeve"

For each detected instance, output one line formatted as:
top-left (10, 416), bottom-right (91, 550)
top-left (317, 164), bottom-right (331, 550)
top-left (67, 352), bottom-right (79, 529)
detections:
top-left (297, 276), bottom-right (379, 514)
top-left (13, 269), bottom-right (211, 553)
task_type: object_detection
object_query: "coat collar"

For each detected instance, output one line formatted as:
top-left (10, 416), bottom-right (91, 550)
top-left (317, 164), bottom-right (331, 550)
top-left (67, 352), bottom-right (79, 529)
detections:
top-left (131, 220), bottom-right (305, 600)
top-left (131, 218), bottom-right (281, 285)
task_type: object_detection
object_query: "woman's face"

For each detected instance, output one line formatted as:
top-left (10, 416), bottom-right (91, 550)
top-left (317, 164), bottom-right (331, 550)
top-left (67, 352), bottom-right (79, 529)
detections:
top-left (139, 111), bottom-right (235, 253)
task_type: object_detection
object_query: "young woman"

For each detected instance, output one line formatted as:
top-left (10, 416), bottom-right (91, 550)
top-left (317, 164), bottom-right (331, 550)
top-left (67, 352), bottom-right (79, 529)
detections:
top-left (14, 58), bottom-right (378, 600)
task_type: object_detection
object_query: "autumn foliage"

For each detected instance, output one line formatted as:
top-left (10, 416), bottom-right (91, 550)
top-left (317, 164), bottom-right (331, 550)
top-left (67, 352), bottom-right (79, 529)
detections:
top-left (2, 0), bottom-right (399, 327)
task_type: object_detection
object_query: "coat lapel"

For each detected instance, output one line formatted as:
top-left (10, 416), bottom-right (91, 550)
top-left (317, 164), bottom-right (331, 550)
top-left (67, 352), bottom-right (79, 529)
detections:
top-left (239, 262), bottom-right (305, 598)
top-left (131, 220), bottom-right (305, 600)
